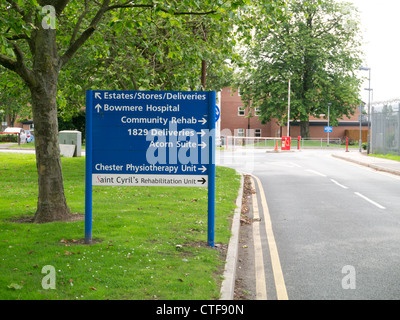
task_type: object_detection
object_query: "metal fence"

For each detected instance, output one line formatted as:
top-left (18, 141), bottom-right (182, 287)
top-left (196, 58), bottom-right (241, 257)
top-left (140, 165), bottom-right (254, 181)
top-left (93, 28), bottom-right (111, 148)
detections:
top-left (223, 136), bottom-right (343, 150)
top-left (371, 104), bottom-right (400, 155)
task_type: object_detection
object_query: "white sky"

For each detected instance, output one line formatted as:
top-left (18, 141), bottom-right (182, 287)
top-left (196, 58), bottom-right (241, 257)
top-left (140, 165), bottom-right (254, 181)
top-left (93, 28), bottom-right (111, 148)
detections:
top-left (347, 0), bottom-right (400, 104)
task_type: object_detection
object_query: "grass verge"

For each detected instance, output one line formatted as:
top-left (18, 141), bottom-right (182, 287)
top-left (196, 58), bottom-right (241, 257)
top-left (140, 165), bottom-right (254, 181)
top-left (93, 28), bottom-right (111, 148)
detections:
top-left (0, 153), bottom-right (240, 300)
top-left (369, 153), bottom-right (400, 162)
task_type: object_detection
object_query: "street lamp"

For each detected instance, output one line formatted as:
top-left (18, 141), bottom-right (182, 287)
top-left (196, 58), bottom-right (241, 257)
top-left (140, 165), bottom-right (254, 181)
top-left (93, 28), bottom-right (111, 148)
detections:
top-left (359, 66), bottom-right (372, 154)
top-left (358, 102), bottom-right (364, 152)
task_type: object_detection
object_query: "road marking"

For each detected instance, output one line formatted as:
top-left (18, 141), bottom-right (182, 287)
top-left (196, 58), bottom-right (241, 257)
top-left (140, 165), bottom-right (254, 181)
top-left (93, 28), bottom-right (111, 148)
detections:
top-left (306, 169), bottom-right (327, 177)
top-left (354, 192), bottom-right (386, 210)
top-left (252, 174), bottom-right (289, 300)
top-left (330, 179), bottom-right (349, 189)
top-left (250, 178), bottom-right (268, 300)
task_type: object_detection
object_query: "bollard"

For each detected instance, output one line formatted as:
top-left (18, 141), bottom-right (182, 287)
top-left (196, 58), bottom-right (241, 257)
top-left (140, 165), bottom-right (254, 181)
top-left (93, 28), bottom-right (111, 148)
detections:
top-left (346, 137), bottom-right (349, 152)
top-left (298, 136), bottom-right (301, 150)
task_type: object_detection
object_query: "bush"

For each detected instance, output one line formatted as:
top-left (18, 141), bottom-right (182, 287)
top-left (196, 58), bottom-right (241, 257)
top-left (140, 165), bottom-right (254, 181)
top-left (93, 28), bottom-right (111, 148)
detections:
top-left (0, 134), bottom-right (18, 143)
top-left (362, 142), bottom-right (367, 150)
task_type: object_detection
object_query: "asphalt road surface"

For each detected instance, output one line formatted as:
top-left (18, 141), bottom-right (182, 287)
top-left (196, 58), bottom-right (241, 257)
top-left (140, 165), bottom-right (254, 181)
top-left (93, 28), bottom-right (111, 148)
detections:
top-left (218, 148), bottom-right (400, 300)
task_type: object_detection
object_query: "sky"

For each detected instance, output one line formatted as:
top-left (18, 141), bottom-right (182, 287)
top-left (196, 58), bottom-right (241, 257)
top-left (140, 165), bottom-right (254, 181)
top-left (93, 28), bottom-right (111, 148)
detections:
top-left (347, 0), bottom-right (400, 104)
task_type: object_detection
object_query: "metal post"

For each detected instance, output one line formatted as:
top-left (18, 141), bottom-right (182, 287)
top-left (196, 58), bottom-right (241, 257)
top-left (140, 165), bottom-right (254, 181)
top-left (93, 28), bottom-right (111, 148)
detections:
top-left (85, 90), bottom-right (93, 244)
top-left (208, 91), bottom-right (216, 248)
top-left (359, 67), bottom-right (372, 154)
top-left (327, 103), bottom-right (331, 147)
top-left (367, 70), bottom-right (371, 154)
top-left (287, 79), bottom-right (291, 137)
top-left (359, 103), bottom-right (362, 152)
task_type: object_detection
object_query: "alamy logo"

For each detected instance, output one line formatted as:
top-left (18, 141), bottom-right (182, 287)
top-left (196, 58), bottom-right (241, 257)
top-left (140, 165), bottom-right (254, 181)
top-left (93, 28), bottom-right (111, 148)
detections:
top-left (342, 265), bottom-right (356, 290)
top-left (41, 5), bottom-right (56, 30)
top-left (41, 265), bottom-right (56, 289)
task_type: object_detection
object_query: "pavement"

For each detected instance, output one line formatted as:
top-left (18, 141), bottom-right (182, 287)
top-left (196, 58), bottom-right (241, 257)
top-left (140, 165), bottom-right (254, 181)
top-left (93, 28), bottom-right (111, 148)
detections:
top-left (332, 149), bottom-right (400, 176)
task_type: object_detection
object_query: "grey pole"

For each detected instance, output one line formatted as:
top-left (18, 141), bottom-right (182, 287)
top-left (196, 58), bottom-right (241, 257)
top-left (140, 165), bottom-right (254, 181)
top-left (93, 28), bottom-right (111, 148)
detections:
top-left (359, 67), bottom-right (372, 154)
top-left (359, 103), bottom-right (362, 152)
top-left (327, 103), bottom-right (331, 147)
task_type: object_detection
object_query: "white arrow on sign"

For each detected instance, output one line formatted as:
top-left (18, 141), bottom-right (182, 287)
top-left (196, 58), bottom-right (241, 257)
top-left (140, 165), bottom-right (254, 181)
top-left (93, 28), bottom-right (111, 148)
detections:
top-left (95, 104), bottom-right (102, 113)
top-left (199, 142), bottom-right (207, 149)
top-left (197, 130), bottom-right (206, 137)
top-left (199, 166), bottom-right (207, 173)
top-left (199, 118), bottom-right (207, 125)
top-left (95, 92), bottom-right (102, 99)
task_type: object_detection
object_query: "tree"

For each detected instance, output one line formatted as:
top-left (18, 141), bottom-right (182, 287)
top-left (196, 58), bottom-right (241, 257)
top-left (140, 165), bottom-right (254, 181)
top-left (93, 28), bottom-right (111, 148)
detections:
top-left (0, 0), bottom-right (285, 223)
top-left (0, 68), bottom-right (31, 126)
top-left (238, 0), bottom-right (363, 137)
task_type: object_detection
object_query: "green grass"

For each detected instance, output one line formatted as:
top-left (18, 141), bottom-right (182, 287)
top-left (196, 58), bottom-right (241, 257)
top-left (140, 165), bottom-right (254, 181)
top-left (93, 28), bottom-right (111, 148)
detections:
top-left (9, 142), bottom-right (36, 148)
top-left (369, 153), bottom-right (400, 162)
top-left (0, 153), bottom-right (240, 300)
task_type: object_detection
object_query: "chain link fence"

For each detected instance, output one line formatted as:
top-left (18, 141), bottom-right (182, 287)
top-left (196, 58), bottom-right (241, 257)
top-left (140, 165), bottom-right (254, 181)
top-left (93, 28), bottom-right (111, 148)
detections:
top-left (371, 104), bottom-right (400, 155)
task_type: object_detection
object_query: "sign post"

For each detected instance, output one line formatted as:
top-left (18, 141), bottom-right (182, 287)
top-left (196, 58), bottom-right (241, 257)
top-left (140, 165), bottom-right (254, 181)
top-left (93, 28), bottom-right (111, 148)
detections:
top-left (85, 90), bottom-right (216, 246)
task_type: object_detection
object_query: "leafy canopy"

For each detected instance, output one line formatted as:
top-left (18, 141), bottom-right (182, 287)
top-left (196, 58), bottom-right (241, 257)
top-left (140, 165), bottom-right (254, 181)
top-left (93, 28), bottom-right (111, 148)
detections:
top-left (237, 0), bottom-right (363, 133)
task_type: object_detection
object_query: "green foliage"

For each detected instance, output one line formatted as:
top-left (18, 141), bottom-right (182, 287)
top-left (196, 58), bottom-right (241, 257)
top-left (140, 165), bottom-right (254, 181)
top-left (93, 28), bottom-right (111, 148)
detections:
top-left (237, 0), bottom-right (363, 136)
top-left (1, 1), bottom-right (287, 120)
top-left (58, 109), bottom-right (86, 139)
top-left (0, 134), bottom-right (18, 142)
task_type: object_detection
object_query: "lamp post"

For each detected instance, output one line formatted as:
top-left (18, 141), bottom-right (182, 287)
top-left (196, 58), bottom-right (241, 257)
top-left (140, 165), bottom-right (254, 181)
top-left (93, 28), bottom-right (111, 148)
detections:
top-left (358, 102), bottom-right (364, 153)
top-left (359, 66), bottom-right (372, 154)
top-left (287, 79), bottom-right (291, 137)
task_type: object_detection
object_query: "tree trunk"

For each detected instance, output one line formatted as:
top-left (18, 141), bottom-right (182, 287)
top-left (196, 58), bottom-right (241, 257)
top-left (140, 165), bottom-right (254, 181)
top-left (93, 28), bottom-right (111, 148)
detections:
top-left (201, 59), bottom-right (206, 90)
top-left (31, 86), bottom-right (71, 223)
top-left (300, 120), bottom-right (310, 138)
top-left (30, 28), bottom-right (71, 223)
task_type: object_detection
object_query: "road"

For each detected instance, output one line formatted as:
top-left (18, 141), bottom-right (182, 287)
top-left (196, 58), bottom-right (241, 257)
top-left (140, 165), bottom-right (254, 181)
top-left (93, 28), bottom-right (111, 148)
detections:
top-left (218, 148), bottom-right (400, 300)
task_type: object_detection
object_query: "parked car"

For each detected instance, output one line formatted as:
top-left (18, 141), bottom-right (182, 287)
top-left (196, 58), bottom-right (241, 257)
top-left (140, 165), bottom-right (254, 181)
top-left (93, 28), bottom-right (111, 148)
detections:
top-left (0, 127), bottom-right (27, 143)
top-left (25, 130), bottom-right (35, 143)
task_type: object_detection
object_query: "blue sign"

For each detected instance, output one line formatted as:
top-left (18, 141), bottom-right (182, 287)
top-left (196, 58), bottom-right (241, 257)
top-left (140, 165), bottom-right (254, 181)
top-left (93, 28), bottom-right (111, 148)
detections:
top-left (325, 126), bottom-right (333, 133)
top-left (85, 90), bottom-right (216, 246)
top-left (88, 90), bottom-right (215, 185)
top-left (215, 105), bottom-right (220, 122)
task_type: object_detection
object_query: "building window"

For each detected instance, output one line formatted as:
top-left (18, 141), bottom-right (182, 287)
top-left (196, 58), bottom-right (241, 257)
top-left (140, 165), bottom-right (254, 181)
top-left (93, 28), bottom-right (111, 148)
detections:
top-left (237, 128), bottom-right (245, 137)
top-left (238, 106), bottom-right (245, 116)
top-left (255, 129), bottom-right (262, 137)
top-left (255, 107), bottom-right (261, 116)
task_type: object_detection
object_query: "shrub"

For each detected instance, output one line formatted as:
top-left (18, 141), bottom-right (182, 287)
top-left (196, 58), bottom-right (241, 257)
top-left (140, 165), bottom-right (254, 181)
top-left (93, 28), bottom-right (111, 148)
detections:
top-left (362, 142), bottom-right (367, 150)
top-left (0, 134), bottom-right (18, 143)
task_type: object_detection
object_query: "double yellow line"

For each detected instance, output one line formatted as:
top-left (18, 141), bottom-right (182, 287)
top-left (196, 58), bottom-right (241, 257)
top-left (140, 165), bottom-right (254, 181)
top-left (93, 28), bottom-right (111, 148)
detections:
top-left (250, 174), bottom-right (289, 300)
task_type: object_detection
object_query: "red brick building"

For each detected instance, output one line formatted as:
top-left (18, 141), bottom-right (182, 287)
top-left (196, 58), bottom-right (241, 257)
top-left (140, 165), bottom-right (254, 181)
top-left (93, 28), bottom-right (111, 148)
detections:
top-left (220, 87), bottom-right (368, 142)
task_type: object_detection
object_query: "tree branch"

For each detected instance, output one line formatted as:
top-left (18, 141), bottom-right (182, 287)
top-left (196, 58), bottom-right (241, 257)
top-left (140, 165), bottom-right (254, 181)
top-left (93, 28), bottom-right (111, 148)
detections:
top-left (0, 43), bottom-right (36, 88)
top-left (105, 1), bottom-right (216, 15)
top-left (54, 0), bottom-right (71, 15)
top-left (6, 34), bottom-right (29, 41)
top-left (0, 54), bottom-right (17, 72)
top-left (69, 0), bottom-right (90, 45)
top-left (59, 0), bottom-right (217, 69)
top-left (10, 42), bottom-right (36, 87)
top-left (59, 0), bottom-right (111, 68)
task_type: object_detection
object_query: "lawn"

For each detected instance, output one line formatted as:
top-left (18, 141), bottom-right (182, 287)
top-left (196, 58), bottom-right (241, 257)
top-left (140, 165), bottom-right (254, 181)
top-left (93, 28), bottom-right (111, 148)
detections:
top-left (369, 153), bottom-right (400, 162)
top-left (0, 153), bottom-right (240, 300)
